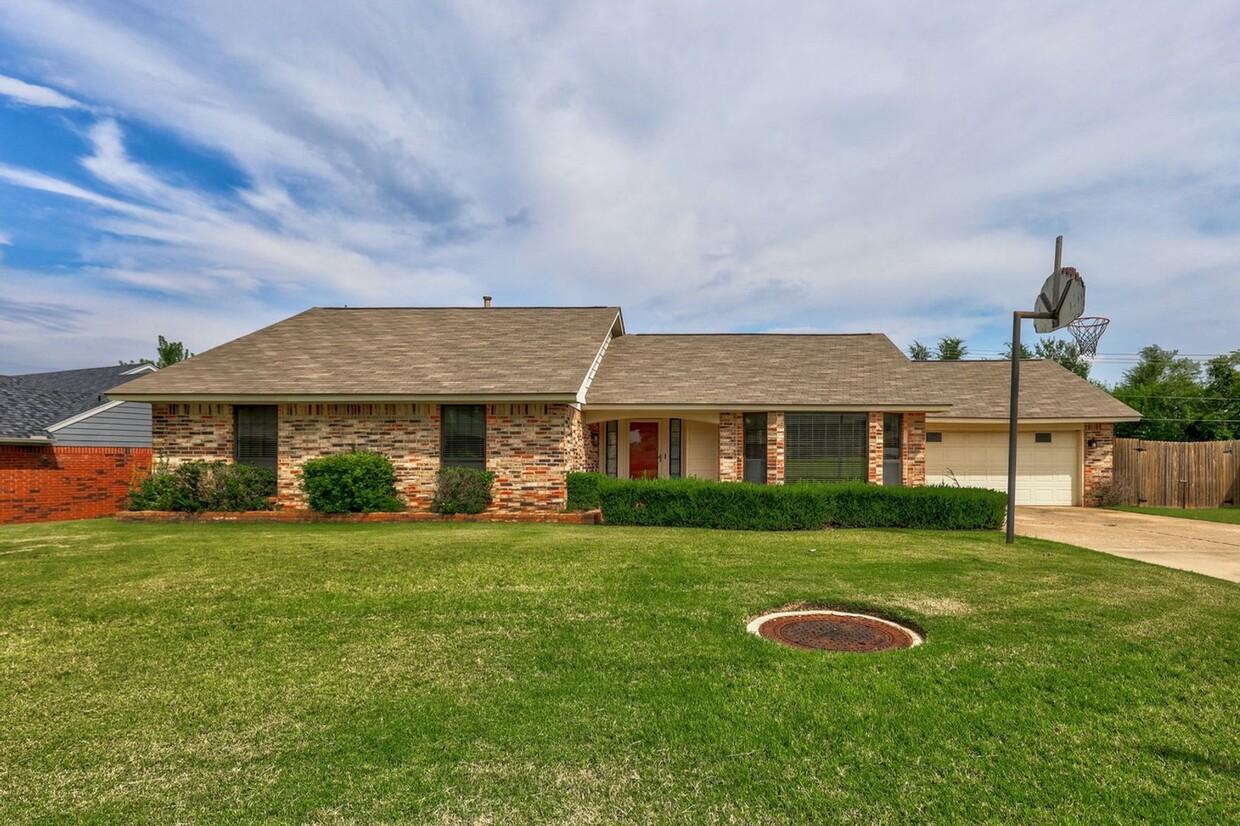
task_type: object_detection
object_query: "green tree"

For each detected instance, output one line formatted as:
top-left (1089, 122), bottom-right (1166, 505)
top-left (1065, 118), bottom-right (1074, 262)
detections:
top-left (1000, 341), bottom-right (1034, 360)
top-left (935, 337), bottom-right (968, 360)
top-left (1112, 345), bottom-right (1205, 440)
top-left (907, 341), bottom-right (932, 361)
top-left (137, 335), bottom-right (194, 368)
top-left (1197, 350), bottom-right (1240, 440)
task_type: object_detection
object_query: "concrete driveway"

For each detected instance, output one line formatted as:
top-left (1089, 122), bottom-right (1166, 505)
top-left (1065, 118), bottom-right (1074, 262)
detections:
top-left (1015, 507), bottom-right (1240, 583)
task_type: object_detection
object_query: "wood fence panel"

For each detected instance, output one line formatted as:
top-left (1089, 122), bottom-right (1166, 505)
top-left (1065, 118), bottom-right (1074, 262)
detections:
top-left (1113, 438), bottom-right (1239, 508)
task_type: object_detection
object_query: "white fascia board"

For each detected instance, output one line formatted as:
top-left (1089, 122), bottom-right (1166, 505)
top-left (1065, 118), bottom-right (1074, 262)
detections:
top-left (46, 400), bottom-right (127, 432)
top-left (120, 364), bottom-right (159, 375)
top-left (926, 416), bottom-right (1142, 425)
top-left (584, 403), bottom-right (952, 413)
top-left (0, 435), bottom-right (53, 444)
top-left (576, 325), bottom-right (617, 404)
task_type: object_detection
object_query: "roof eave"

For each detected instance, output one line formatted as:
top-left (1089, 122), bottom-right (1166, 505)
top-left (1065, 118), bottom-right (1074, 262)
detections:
top-left (106, 392), bottom-right (583, 404)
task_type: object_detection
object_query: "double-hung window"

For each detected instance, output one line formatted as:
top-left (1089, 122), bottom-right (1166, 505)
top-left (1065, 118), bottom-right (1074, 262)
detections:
top-left (785, 412), bottom-right (868, 483)
top-left (234, 405), bottom-right (278, 494)
top-left (442, 405), bottom-right (487, 469)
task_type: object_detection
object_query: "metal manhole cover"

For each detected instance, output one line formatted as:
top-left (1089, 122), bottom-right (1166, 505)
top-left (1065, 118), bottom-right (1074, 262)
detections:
top-left (747, 610), bottom-right (922, 653)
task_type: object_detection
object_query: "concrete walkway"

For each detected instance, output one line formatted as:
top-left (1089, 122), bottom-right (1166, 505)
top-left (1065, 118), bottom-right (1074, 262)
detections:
top-left (1015, 507), bottom-right (1240, 583)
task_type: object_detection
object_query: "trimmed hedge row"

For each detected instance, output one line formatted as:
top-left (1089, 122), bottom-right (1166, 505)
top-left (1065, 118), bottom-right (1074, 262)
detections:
top-left (566, 471), bottom-right (606, 510)
top-left (570, 474), bottom-right (1006, 530)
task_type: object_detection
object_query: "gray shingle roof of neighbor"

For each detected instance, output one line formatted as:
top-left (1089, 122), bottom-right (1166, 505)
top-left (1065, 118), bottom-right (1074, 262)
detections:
top-left (918, 359), bottom-right (1141, 420)
top-left (0, 365), bottom-right (154, 438)
top-left (586, 333), bottom-right (955, 408)
top-left (109, 307), bottom-right (625, 400)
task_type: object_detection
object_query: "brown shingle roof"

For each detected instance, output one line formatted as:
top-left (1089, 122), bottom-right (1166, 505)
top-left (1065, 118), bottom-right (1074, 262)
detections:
top-left (920, 360), bottom-right (1140, 420)
top-left (586, 334), bottom-right (951, 408)
top-left (110, 307), bottom-right (622, 400)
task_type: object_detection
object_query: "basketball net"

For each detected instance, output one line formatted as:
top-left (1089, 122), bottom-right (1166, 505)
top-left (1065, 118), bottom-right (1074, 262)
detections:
top-left (1067, 316), bottom-right (1109, 358)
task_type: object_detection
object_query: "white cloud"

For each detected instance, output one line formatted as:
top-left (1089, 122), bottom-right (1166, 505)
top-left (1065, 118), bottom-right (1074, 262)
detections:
top-left (0, 73), bottom-right (81, 108)
top-left (0, 0), bottom-right (1236, 380)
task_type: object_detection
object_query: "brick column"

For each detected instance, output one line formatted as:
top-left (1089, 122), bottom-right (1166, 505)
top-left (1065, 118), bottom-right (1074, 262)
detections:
top-left (718, 412), bottom-right (742, 482)
top-left (867, 411), bottom-right (883, 484)
top-left (902, 413), bottom-right (927, 486)
top-left (766, 412), bottom-right (785, 484)
top-left (1083, 422), bottom-right (1114, 506)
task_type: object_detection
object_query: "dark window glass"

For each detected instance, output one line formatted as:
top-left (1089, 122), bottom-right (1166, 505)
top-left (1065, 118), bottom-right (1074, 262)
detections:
top-left (1035, 432), bottom-right (1053, 443)
top-left (785, 412), bottom-right (868, 483)
top-left (442, 405), bottom-right (487, 469)
top-left (235, 405), bottom-right (278, 474)
top-left (743, 413), bottom-right (768, 484)
top-left (926, 432), bottom-right (943, 443)
top-left (669, 418), bottom-right (683, 478)
top-left (605, 421), bottom-right (618, 477)
top-left (883, 413), bottom-right (903, 486)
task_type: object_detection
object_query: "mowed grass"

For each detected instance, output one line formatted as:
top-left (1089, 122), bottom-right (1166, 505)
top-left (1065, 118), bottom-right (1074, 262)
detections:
top-left (0, 521), bottom-right (1237, 824)
top-left (1111, 505), bottom-right (1240, 525)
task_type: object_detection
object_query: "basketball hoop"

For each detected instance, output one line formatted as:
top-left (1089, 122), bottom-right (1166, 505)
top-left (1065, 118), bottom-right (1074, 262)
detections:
top-left (1067, 316), bottom-right (1109, 358)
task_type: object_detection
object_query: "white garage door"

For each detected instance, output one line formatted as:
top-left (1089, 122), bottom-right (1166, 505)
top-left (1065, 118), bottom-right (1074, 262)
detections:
top-left (925, 430), bottom-right (1079, 506)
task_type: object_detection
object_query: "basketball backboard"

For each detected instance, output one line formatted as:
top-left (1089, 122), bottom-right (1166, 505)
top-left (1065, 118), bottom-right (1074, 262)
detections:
top-left (1033, 266), bottom-right (1085, 333)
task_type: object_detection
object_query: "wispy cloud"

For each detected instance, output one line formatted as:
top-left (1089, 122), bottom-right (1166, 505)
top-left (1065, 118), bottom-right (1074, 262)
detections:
top-left (0, 73), bottom-right (81, 108)
top-left (0, 1), bottom-right (1237, 381)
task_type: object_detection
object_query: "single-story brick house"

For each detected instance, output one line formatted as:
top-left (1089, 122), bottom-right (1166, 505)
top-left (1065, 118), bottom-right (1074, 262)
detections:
top-left (108, 305), bottom-right (1139, 512)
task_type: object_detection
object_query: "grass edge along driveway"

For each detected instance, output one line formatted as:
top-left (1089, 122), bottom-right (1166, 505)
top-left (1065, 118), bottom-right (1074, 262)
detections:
top-left (1110, 504), bottom-right (1240, 525)
top-left (1, 520), bottom-right (1236, 824)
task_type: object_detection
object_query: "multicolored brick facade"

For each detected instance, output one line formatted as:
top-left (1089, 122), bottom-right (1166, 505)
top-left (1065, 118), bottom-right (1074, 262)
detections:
top-left (901, 413), bottom-right (927, 486)
top-left (0, 445), bottom-right (152, 525)
top-left (1082, 422), bottom-right (1115, 507)
top-left (765, 412), bottom-right (785, 485)
top-left (718, 412), bottom-right (743, 482)
top-left (152, 401), bottom-right (587, 513)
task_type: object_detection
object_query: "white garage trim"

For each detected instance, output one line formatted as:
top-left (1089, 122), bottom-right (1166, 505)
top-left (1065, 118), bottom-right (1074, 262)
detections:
top-left (924, 426), bottom-right (1082, 506)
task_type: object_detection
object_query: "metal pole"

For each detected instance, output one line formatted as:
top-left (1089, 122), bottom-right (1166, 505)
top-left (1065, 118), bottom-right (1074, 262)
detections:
top-left (1006, 311), bottom-right (1022, 544)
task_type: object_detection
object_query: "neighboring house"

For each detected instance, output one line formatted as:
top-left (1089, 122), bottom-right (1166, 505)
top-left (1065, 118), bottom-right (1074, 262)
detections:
top-left (108, 306), bottom-right (1139, 512)
top-left (1, 364), bottom-right (157, 525)
top-left (0, 364), bottom-right (157, 445)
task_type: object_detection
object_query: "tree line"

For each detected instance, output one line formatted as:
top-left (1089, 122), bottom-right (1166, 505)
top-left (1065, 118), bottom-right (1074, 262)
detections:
top-left (908, 336), bottom-right (1240, 441)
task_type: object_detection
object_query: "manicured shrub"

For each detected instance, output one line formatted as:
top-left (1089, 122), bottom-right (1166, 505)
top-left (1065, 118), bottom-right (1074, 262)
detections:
top-left (566, 472), bottom-right (607, 510)
top-left (595, 477), bottom-right (1006, 530)
top-left (432, 467), bottom-right (496, 515)
top-left (127, 461), bottom-right (275, 512)
top-left (300, 452), bottom-right (405, 514)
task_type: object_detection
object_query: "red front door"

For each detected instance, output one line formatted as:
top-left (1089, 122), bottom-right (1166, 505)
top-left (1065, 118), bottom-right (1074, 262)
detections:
top-left (629, 422), bottom-right (659, 479)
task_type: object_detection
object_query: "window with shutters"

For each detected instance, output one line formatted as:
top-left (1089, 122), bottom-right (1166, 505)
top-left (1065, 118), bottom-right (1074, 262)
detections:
top-left (743, 413), bottom-right (767, 484)
top-left (234, 406), bottom-right (278, 491)
top-left (441, 405), bottom-right (487, 470)
top-left (785, 412), bottom-right (868, 483)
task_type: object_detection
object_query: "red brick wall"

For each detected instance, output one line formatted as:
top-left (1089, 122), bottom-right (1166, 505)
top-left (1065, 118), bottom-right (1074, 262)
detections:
top-left (0, 445), bottom-right (152, 525)
top-left (718, 412), bottom-right (743, 481)
top-left (489, 403), bottom-right (579, 512)
top-left (153, 403), bottom-right (234, 462)
top-left (766, 412), bottom-right (785, 484)
top-left (1083, 422), bottom-right (1114, 506)
top-left (278, 403), bottom-right (440, 509)
top-left (867, 412), bottom-right (884, 484)
top-left (902, 413), bottom-right (927, 486)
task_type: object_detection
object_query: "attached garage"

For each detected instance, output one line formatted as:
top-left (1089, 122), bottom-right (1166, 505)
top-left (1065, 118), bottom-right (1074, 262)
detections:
top-left (925, 428), bottom-right (1080, 505)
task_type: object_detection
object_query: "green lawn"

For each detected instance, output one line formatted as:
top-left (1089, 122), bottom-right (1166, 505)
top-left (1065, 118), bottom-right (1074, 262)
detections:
top-left (1110, 505), bottom-right (1240, 525)
top-left (1, 521), bottom-right (1237, 823)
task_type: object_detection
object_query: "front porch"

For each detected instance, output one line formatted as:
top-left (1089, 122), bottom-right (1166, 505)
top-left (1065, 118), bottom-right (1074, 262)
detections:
top-left (582, 410), bottom-right (927, 486)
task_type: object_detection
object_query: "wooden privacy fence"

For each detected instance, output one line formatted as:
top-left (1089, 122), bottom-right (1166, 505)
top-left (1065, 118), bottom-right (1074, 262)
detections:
top-left (1113, 438), bottom-right (1239, 508)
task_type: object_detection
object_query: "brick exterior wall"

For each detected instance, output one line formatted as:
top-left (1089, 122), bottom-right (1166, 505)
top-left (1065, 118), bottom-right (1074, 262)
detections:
top-left (718, 412), bottom-right (743, 482)
top-left (278, 403), bottom-right (440, 509)
top-left (766, 411), bottom-right (785, 485)
top-left (152, 404), bottom-right (234, 462)
top-left (902, 413), bottom-right (927, 486)
top-left (867, 411), bottom-right (884, 484)
top-left (150, 401), bottom-right (587, 514)
top-left (0, 445), bottom-right (152, 525)
top-left (488, 403), bottom-right (580, 512)
top-left (1083, 422), bottom-right (1114, 507)
top-left (582, 423), bottom-right (601, 473)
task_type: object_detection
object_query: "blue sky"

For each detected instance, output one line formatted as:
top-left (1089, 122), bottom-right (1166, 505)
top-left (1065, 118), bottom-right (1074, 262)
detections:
top-left (1, 1), bottom-right (1238, 385)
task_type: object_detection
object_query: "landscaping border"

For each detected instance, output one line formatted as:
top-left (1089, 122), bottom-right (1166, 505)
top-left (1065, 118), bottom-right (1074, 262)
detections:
top-left (115, 509), bottom-right (601, 524)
